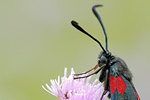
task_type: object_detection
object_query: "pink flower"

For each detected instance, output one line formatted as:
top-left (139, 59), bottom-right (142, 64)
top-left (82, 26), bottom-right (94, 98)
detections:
top-left (42, 68), bottom-right (109, 100)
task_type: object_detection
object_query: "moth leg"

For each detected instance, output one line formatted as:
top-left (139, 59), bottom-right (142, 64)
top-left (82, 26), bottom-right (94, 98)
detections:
top-left (100, 90), bottom-right (108, 100)
top-left (74, 64), bottom-right (98, 76)
top-left (100, 70), bottom-right (110, 100)
top-left (74, 66), bottom-right (101, 79)
top-left (74, 64), bottom-right (105, 79)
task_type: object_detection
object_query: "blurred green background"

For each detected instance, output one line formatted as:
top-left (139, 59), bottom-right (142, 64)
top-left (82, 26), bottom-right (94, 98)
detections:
top-left (0, 0), bottom-right (149, 100)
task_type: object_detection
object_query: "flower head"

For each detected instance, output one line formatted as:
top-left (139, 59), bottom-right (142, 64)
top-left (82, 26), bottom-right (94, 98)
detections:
top-left (42, 68), bottom-right (109, 100)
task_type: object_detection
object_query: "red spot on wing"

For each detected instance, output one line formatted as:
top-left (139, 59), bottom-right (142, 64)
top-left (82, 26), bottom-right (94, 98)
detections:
top-left (116, 76), bottom-right (127, 95)
top-left (135, 91), bottom-right (140, 100)
top-left (110, 76), bottom-right (127, 95)
top-left (110, 76), bottom-right (116, 94)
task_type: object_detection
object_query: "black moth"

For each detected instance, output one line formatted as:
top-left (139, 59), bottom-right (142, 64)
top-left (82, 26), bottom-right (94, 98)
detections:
top-left (71, 5), bottom-right (140, 100)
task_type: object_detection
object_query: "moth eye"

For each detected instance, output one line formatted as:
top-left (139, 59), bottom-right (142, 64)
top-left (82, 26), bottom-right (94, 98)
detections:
top-left (101, 56), bottom-right (107, 63)
top-left (98, 60), bottom-right (101, 64)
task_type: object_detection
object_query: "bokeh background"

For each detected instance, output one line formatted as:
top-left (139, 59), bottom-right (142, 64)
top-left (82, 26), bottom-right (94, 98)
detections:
top-left (0, 0), bottom-right (149, 100)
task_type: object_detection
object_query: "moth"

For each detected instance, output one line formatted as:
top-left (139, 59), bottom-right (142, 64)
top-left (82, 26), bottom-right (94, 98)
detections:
top-left (71, 5), bottom-right (140, 100)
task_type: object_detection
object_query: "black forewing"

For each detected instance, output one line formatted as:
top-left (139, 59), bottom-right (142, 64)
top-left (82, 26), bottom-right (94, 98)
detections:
top-left (109, 65), bottom-right (140, 100)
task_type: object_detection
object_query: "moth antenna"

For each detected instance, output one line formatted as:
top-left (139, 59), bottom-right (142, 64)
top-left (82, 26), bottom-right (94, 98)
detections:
top-left (92, 5), bottom-right (108, 51)
top-left (71, 20), bottom-right (106, 53)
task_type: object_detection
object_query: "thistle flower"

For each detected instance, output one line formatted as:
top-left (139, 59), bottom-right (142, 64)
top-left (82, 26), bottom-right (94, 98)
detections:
top-left (42, 68), bottom-right (109, 100)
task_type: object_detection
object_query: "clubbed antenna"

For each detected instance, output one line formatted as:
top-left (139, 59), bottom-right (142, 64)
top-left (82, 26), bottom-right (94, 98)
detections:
top-left (71, 20), bottom-right (106, 53)
top-left (92, 5), bottom-right (108, 51)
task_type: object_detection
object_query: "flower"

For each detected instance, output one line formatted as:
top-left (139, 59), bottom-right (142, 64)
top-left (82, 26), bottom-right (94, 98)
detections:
top-left (42, 68), bottom-right (109, 100)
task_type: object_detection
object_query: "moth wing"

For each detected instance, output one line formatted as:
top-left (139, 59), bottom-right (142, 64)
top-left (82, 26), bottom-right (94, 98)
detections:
top-left (130, 81), bottom-right (140, 100)
top-left (110, 65), bottom-right (140, 100)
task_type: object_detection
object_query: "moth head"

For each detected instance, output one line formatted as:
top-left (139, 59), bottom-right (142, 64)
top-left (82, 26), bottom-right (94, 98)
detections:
top-left (98, 51), bottom-right (112, 66)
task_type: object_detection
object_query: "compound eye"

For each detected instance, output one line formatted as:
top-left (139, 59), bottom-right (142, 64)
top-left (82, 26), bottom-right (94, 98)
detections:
top-left (101, 56), bottom-right (107, 63)
top-left (98, 60), bottom-right (101, 65)
top-left (98, 59), bottom-right (103, 66)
